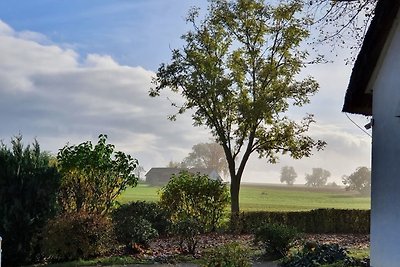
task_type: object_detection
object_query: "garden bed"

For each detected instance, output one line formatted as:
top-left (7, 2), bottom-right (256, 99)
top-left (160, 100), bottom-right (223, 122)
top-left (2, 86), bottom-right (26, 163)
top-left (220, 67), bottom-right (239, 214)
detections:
top-left (132, 233), bottom-right (369, 264)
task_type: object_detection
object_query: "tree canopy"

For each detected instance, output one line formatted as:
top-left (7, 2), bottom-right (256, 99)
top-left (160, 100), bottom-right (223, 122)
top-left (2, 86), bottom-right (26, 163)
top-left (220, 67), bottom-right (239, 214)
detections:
top-left (182, 142), bottom-right (228, 177)
top-left (305, 167), bottom-right (330, 187)
top-left (280, 166), bottom-right (297, 185)
top-left (151, 0), bottom-right (325, 213)
top-left (342, 166), bottom-right (371, 195)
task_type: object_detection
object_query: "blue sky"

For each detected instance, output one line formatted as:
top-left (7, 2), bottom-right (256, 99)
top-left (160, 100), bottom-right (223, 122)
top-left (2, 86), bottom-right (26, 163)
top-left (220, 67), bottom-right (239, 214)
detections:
top-left (0, 0), bottom-right (207, 69)
top-left (0, 0), bottom-right (371, 183)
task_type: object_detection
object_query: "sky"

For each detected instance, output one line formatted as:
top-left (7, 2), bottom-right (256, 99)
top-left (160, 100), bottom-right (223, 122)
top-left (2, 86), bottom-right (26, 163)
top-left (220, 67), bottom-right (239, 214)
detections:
top-left (0, 0), bottom-right (372, 184)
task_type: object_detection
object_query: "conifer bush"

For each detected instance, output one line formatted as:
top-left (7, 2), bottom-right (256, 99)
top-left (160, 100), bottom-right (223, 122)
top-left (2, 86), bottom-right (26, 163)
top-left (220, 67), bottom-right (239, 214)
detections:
top-left (0, 136), bottom-right (60, 266)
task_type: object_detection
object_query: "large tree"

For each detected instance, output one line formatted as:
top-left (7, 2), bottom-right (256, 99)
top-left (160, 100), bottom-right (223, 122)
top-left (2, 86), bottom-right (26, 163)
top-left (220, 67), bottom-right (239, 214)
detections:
top-left (280, 166), bottom-right (297, 186)
top-left (151, 0), bottom-right (325, 213)
top-left (342, 166), bottom-right (371, 195)
top-left (305, 168), bottom-right (330, 187)
top-left (182, 142), bottom-right (229, 177)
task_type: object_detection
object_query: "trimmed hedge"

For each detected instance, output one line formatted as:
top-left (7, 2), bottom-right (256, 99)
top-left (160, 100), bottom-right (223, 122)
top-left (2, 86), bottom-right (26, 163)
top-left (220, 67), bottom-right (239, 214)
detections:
top-left (232, 209), bottom-right (370, 234)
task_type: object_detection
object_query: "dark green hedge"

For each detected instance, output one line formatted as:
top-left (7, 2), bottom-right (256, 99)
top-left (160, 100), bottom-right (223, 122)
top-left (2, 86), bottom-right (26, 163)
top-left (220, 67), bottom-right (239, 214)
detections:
top-left (231, 209), bottom-right (370, 234)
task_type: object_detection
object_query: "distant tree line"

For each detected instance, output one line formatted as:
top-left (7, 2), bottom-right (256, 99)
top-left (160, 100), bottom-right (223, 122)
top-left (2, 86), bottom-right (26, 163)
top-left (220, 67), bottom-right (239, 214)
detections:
top-left (279, 165), bottom-right (371, 195)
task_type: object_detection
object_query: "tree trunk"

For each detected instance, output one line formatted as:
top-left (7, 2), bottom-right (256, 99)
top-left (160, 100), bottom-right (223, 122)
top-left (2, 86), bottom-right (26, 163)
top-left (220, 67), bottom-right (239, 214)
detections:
top-left (230, 175), bottom-right (240, 214)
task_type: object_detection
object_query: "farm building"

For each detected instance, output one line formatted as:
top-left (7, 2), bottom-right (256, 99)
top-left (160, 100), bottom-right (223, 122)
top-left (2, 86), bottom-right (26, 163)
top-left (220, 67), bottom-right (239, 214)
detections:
top-left (342, 0), bottom-right (400, 266)
top-left (145, 167), bottom-right (223, 186)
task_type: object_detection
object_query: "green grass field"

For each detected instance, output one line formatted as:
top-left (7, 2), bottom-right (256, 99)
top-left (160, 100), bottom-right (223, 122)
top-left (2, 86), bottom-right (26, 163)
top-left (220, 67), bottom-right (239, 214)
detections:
top-left (119, 182), bottom-right (370, 211)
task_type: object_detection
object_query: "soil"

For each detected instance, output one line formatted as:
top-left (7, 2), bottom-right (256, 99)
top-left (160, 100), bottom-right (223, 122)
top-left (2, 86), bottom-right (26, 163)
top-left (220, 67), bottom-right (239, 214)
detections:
top-left (131, 233), bottom-right (369, 263)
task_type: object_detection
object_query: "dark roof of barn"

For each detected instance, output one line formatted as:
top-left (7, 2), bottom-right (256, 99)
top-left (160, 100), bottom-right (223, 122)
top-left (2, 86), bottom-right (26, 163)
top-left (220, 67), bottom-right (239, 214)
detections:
top-left (145, 167), bottom-right (221, 180)
top-left (145, 167), bottom-right (180, 178)
top-left (342, 0), bottom-right (400, 115)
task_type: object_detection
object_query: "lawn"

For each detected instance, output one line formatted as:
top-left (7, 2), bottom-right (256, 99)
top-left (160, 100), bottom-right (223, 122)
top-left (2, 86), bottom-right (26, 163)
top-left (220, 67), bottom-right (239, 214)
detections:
top-left (119, 182), bottom-right (370, 211)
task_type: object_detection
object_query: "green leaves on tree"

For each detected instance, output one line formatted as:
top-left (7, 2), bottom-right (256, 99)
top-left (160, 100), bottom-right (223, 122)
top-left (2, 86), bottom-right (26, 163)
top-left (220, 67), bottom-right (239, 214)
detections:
top-left (151, 0), bottom-right (326, 213)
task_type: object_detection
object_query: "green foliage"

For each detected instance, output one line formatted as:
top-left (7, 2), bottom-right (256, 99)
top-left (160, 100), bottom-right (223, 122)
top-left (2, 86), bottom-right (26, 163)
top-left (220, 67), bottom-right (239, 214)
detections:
top-left (57, 134), bottom-right (138, 214)
top-left (234, 209), bottom-right (370, 234)
top-left (305, 168), bottom-right (331, 187)
top-left (0, 135), bottom-right (60, 266)
top-left (202, 242), bottom-right (252, 267)
top-left (280, 243), bottom-right (354, 267)
top-left (280, 166), bottom-right (297, 185)
top-left (159, 170), bottom-right (230, 232)
top-left (255, 223), bottom-right (301, 259)
top-left (159, 171), bottom-right (229, 254)
top-left (342, 167), bottom-right (371, 196)
top-left (170, 218), bottom-right (202, 255)
top-left (117, 217), bottom-right (158, 250)
top-left (112, 201), bottom-right (169, 249)
top-left (151, 0), bottom-right (325, 213)
top-left (42, 212), bottom-right (115, 262)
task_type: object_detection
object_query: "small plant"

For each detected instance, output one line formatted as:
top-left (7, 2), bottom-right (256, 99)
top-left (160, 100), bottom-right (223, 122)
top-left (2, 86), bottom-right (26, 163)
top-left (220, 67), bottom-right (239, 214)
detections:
top-left (280, 243), bottom-right (351, 267)
top-left (170, 218), bottom-right (202, 255)
top-left (254, 223), bottom-right (301, 259)
top-left (202, 242), bottom-right (252, 267)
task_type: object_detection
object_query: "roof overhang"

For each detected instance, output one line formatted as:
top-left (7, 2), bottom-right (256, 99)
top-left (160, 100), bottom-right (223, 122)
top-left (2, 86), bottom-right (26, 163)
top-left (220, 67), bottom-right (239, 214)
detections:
top-left (342, 0), bottom-right (400, 116)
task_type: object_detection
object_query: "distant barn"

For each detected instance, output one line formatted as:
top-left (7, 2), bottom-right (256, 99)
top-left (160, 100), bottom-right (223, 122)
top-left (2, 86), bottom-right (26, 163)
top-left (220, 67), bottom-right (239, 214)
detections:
top-left (145, 167), bottom-right (223, 186)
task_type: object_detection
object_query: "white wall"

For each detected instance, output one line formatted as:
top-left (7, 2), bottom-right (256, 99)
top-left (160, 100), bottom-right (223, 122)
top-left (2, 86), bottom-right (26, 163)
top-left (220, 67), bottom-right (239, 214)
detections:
top-left (370, 11), bottom-right (400, 267)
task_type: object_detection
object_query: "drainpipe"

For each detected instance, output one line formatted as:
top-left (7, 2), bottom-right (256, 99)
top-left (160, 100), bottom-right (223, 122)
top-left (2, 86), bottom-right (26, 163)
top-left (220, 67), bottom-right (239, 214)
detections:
top-left (0, 236), bottom-right (2, 267)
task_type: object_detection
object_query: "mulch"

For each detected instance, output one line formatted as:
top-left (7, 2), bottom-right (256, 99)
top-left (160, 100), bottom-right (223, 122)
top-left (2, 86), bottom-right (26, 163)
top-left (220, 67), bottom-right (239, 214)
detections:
top-left (132, 233), bottom-right (369, 263)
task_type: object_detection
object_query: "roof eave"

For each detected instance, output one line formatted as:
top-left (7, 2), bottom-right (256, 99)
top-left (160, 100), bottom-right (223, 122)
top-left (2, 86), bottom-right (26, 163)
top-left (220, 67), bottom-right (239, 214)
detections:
top-left (342, 0), bottom-right (400, 115)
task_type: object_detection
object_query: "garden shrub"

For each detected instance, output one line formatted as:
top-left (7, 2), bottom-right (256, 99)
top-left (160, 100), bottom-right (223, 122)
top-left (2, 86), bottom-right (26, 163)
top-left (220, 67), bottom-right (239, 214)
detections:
top-left (0, 136), bottom-right (60, 266)
top-left (42, 212), bottom-right (115, 262)
top-left (171, 218), bottom-right (202, 255)
top-left (112, 201), bottom-right (169, 237)
top-left (159, 171), bottom-right (230, 255)
top-left (234, 209), bottom-right (370, 234)
top-left (280, 243), bottom-right (353, 267)
top-left (202, 242), bottom-right (252, 267)
top-left (159, 170), bottom-right (230, 232)
top-left (57, 134), bottom-right (138, 214)
top-left (255, 223), bottom-right (301, 259)
top-left (112, 202), bottom-right (167, 250)
top-left (116, 217), bottom-right (158, 250)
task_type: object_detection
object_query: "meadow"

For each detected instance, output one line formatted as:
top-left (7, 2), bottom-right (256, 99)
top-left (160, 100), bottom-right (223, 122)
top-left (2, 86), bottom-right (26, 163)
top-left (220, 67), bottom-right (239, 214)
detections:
top-left (119, 182), bottom-right (371, 211)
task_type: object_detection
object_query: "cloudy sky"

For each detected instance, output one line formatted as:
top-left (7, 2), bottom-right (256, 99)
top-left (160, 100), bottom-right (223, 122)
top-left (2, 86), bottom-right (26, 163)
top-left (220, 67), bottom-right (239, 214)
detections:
top-left (0, 0), bottom-right (371, 184)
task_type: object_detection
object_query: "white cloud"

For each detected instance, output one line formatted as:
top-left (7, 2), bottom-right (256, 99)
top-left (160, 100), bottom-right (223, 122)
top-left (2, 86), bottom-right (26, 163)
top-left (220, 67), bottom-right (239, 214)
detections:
top-left (0, 20), bottom-right (211, 171)
top-left (0, 20), bottom-right (13, 35)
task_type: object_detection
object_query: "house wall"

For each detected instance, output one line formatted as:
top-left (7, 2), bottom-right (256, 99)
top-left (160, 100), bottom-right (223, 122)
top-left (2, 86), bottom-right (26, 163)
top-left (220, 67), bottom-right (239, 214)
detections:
top-left (370, 13), bottom-right (400, 267)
